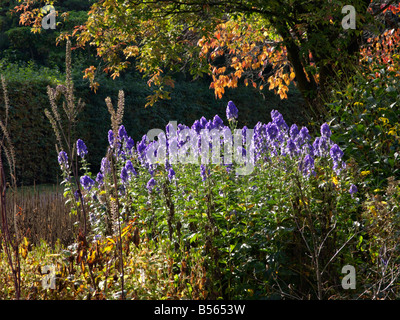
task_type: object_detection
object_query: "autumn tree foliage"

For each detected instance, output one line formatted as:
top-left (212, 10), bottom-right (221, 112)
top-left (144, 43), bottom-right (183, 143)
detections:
top-left (14, 0), bottom-right (400, 111)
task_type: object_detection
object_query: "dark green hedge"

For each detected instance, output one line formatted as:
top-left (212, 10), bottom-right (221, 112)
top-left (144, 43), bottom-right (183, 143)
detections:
top-left (0, 78), bottom-right (60, 185)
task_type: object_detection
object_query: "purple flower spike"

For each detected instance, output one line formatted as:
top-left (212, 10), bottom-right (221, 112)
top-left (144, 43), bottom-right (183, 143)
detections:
top-left (192, 120), bottom-right (202, 134)
top-left (199, 116), bottom-right (208, 128)
top-left (80, 175), bottom-right (95, 191)
top-left (271, 110), bottom-right (288, 131)
top-left (298, 127), bottom-right (311, 144)
top-left (77, 139), bottom-right (88, 158)
top-left (168, 168), bottom-right (175, 181)
top-left (330, 144), bottom-right (344, 162)
top-left (118, 125), bottom-right (128, 140)
top-left (125, 160), bottom-right (134, 172)
top-left (320, 123), bottom-right (332, 138)
top-left (349, 184), bottom-right (358, 197)
top-left (200, 164), bottom-right (207, 181)
top-left (286, 138), bottom-right (298, 157)
top-left (301, 154), bottom-right (315, 177)
top-left (120, 166), bottom-right (129, 183)
top-left (266, 123), bottom-right (279, 141)
top-left (58, 151), bottom-right (69, 168)
top-left (126, 137), bottom-right (135, 151)
top-left (290, 124), bottom-right (299, 139)
top-left (226, 101), bottom-right (238, 121)
top-left (146, 177), bottom-right (156, 192)
top-left (108, 130), bottom-right (114, 146)
top-left (96, 172), bottom-right (104, 185)
top-left (213, 114), bottom-right (224, 129)
top-left (100, 157), bottom-right (111, 174)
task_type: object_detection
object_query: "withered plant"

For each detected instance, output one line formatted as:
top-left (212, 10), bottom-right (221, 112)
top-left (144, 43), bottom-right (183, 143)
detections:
top-left (44, 40), bottom-right (87, 234)
top-left (0, 75), bottom-right (21, 299)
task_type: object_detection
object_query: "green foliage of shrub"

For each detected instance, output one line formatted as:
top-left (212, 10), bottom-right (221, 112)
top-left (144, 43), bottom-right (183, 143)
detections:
top-left (324, 44), bottom-right (400, 299)
top-left (0, 59), bottom-right (64, 84)
top-left (326, 55), bottom-right (400, 192)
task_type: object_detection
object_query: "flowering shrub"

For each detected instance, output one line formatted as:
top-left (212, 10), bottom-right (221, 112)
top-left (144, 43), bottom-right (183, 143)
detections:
top-left (54, 100), bottom-right (361, 299)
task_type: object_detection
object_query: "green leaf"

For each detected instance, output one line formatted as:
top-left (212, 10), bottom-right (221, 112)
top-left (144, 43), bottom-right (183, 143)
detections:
top-left (188, 232), bottom-right (199, 243)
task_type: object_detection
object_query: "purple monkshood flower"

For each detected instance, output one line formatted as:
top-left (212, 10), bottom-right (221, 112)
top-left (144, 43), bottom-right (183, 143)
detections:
top-left (226, 100), bottom-right (238, 121)
top-left (205, 120), bottom-right (214, 131)
top-left (286, 138), bottom-right (298, 157)
top-left (349, 184), bottom-right (358, 198)
top-left (125, 160), bottom-right (134, 172)
top-left (77, 139), bottom-right (88, 158)
top-left (80, 175), bottom-right (95, 191)
top-left (192, 120), bottom-right (202, 134)
top-left (271, 110), bottom-right (289, 131)
top-left (290, 124), bottom-right (299, 139)
top-left (199, 116), bottom-right (208, 128)
top-left (320, 123), bottom-right (332, 138)
top-left (120, 166), bottom-right (129, 183)
top-left (330, 144), bottom-right (344, 162)
top-left (298, 127), bottom-right (311, 145)
top-left (118, 151), bottom-right (126, 161)
top-left (177, 124), bottom-right (188, 136)
top-left (58, 151), bottom-right (69, 168)
top-left (254, 122), bottom-right (266, 137)
top-left (146, 177), bottom-right (156, 192)
top-left (125, 160), bottom-right (138, 177)
top-left (200, 164), bottom-right (207, 181)
top-left (108, 130), bottom-right (114, 147)
top-left (96, 172), bottom-right (104, 185)
top-left (74, 190), bottom-right (80, 201)
top-left (137, 135), bottom-right (147, 157)
top-left (166, 123), bottom-right (176, 138)
top-left (313, 137), bottom-right (321, 157)
top-left (253, 122), bottom-right (268, 160)
top-left (125, 137), bottom-right (135, 151)
top-left (168, 168), bottom-right (175, 181)
top-left (318, 136), bottom-right (330, 157)
top-left (266, 123), bottom-right (279, 141)
top-left (213, 115), bottom-right (224, 129)
top-left (165, 159), bottom-right (171, 170)
top-left (242, 126), bottom-right (248, 144)
top-left (330, 144), bottom-right (344, 175)
top-left (301, 154), bottom-right (315, 177)
top-left (100, 157), bottom-right (111, 174)
top-left (118, 125), bottom-right (128, 140)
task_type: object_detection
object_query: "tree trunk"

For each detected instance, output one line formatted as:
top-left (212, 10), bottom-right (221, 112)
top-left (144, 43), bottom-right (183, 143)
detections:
top-left (275, 22), bottom-right (319, 118)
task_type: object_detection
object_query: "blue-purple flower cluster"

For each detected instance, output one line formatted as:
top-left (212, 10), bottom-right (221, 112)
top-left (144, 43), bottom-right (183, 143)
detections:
top-left (57, 101), bottom-right (350, 201)
top-left (57, 150), bottom-right (68, 169)
top-left (226, 100), bottom-right (238, 121)
top-left (250, 110), bottom-right (345, 179)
